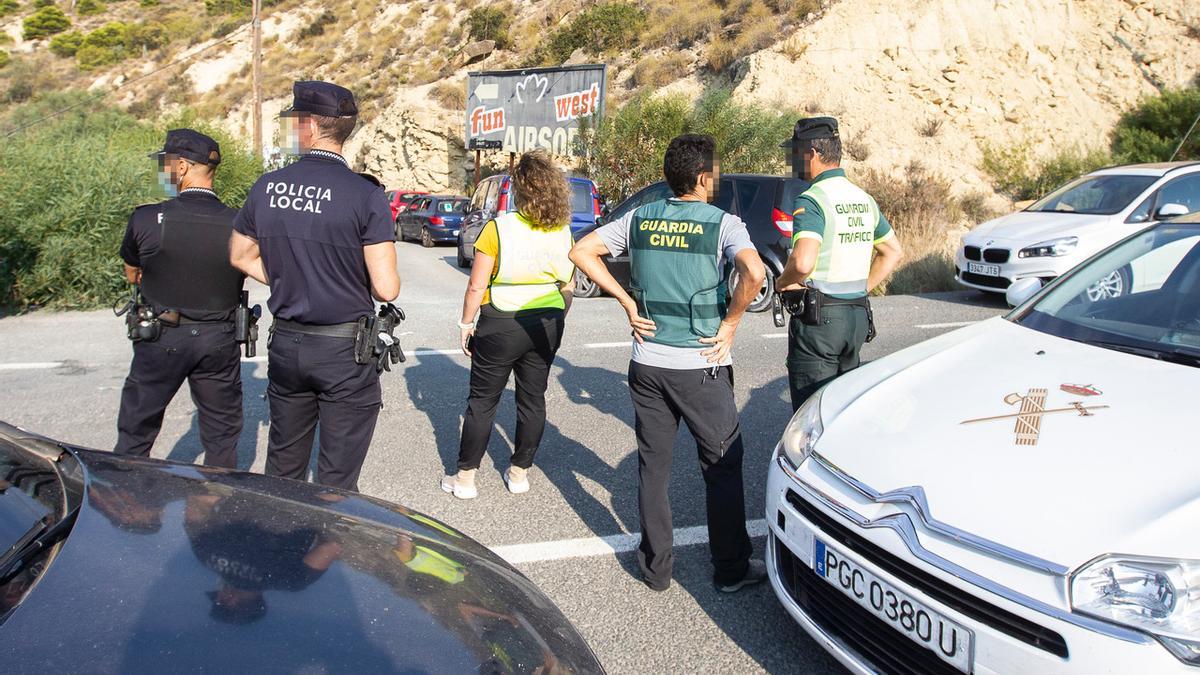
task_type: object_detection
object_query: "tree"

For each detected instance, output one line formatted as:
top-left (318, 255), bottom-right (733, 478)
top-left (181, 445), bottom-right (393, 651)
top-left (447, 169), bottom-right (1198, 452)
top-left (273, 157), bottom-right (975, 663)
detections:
top-left (48, 30), bottom-right (83, 57)
top-left (1112, 87), bottom-right (1200, 162)
top-left (465, 5), bottom-right (511, 49)
top-left (22, 5), bottom-right (70, 40)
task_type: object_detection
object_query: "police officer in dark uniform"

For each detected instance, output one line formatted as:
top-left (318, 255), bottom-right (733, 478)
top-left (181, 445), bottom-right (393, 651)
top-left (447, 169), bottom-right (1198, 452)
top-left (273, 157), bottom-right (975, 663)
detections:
top-left (230, 81), bottom-right (399, 492)
top-left (115, 129), bottom-right (245, 469)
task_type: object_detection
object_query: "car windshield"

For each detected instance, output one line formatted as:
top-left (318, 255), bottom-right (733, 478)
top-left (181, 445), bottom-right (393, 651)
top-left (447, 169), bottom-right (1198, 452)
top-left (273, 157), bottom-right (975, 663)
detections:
top-left (570, 182), bottom-right (594, 214)
top-left (1026, 174), bottom-right (1157, 215)
top-left (439, 200), bottom-right (466, 214)
top-left (1014, 222), bottom-right (1200, 367)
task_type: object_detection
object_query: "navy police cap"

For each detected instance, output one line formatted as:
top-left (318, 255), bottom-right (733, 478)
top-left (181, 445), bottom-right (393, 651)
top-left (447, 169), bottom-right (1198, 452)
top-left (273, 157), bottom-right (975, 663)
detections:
top-left (286, 80), bottom-right (358, 118)
top-left (149, 128), bottom-right (221, 166)
top-left (781, 116), bottom-right (839, 147)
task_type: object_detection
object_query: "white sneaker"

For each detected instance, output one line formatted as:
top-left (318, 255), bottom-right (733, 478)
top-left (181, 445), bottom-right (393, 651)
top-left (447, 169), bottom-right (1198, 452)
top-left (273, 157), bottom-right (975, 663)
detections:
top-left (504, 466), bottom-right (530, 494)
top-left (441, 470), bottom-right (477, 499)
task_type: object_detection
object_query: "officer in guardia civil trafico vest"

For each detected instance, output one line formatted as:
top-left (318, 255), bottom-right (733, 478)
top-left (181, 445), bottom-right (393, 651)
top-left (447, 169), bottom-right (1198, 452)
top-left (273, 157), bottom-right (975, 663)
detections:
top-left (776, 117), bottom-right (904, 411)
top-left (115, 129), bottom-right (248, 469)
top-left (570, 134), bottom-right (769, 594)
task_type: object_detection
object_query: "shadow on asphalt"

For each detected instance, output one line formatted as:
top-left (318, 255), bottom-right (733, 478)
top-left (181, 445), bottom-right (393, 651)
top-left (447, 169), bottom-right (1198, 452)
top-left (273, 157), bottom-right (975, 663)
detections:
top-left (917, 289), bottom-right (1010, 309)
top-left (439, 254), bottom-right (470, 276)
top-left (165, 361), bottom-right (269, 470)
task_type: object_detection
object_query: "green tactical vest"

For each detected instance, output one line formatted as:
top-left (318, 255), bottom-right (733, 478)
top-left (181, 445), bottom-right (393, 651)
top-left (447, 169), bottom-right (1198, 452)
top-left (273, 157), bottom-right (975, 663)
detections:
top-left (794, 175), bottom-right (881, 299)
top-left (629, 199), bottom-right (727, 348)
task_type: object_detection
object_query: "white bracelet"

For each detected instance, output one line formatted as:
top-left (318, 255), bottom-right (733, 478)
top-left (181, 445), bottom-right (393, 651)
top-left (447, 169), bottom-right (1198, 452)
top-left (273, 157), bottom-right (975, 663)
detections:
top-left (457, 321), bottom-right (475, 330)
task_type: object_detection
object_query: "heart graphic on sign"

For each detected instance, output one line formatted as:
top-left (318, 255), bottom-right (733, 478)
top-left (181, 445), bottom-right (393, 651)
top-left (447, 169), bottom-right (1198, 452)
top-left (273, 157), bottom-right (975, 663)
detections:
top-left (514, 73), bottom-right (549, 104)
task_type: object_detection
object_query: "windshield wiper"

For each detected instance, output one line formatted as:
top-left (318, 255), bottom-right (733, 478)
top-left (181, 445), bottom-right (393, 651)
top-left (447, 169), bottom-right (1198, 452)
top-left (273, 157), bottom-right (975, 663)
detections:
top-left (0, 506), bottom-right (79, 584)
top-left (1089, 340), bottom-right (1200, 368)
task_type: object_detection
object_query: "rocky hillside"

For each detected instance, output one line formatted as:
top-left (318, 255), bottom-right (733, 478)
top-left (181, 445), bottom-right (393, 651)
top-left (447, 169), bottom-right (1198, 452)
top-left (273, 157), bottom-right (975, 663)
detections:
top-left (3, 0), bottom-right (1199, 198)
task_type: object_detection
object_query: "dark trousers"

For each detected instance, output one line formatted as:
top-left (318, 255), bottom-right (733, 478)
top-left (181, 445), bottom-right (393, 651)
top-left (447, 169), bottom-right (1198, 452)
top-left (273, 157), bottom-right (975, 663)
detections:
top-left (458, 309), bottom-right (564, 472)
top-left (787, 304), bottom-right (868, 411)
top-left (627, 361), bottom-right (752, 588)
top-left (115, 322), bottom-right (242, 468)
top-left (265, 329), bottom-right (381, 492)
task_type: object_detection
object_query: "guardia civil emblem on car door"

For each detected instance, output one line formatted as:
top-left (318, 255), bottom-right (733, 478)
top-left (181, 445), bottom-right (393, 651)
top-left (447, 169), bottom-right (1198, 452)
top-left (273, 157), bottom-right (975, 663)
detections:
top-left (960, 386), bottom-right (1109, 445)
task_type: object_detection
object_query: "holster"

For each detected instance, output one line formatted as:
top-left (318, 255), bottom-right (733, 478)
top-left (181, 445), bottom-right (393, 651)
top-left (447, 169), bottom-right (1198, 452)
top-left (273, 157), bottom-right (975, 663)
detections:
top-left (233, 291), bottom-right (262, 357)
top-left (779, 289), bottom-right (823, 326)
top-left (354, 303), bottom-right (406, 372)
top-left (114, 287), bottom-right (162, 342)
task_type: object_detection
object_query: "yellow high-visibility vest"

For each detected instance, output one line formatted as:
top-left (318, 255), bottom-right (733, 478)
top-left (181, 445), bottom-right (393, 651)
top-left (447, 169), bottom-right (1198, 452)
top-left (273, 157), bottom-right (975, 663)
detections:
top-left (489, 211), bottom-right (574, 312)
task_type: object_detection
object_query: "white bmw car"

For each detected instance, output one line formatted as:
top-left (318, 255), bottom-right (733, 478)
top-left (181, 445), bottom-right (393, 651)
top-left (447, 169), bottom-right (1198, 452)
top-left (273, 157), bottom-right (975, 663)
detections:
top-left (957, 162), bottom-right (1200, 301)
top-left (769, 214), bottom-right (1200, 673)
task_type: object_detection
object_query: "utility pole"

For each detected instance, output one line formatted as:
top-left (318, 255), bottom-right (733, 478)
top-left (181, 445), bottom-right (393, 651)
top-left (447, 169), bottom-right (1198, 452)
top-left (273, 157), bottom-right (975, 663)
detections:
top-left (251, 0), bottom-right (263, 160)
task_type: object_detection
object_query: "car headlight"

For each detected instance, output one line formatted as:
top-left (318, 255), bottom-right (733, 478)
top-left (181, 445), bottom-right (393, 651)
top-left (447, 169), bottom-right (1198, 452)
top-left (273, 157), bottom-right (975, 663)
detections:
top-left (780, 388), bottom-right (824, 469)
top-left (1071, 555), bottom-right (1200, 665)
top-left (1018, 236), bottom-right (1078, 258)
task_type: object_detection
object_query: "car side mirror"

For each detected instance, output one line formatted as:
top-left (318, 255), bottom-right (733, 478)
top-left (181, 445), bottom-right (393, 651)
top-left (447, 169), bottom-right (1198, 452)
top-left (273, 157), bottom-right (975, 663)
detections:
top-left (1005, 277), bottom-right (1042, 308)
top-left (1154, 203), bottom-right (1189, 220)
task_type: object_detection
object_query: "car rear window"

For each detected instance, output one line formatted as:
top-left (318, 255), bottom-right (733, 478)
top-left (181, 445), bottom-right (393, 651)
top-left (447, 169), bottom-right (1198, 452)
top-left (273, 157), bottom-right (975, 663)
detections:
top-left (439, 200), bottom-right (467, 213)
top-left (571, 182), bottom-right (594, 214)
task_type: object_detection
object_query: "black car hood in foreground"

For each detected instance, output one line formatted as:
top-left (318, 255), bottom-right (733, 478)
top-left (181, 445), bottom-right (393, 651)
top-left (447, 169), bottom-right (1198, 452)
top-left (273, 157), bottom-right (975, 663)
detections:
top-left (0, 425), bottom-right (602, 673)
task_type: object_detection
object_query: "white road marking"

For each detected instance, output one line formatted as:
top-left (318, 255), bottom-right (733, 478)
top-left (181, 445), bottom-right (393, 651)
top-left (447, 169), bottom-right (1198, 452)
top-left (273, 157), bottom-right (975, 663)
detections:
top-left (761, 333), bottom-right (788, 339)
top-left (490, 519), bottom-right (769, 565)
top-left (0, 362), bottom-right (64, 371)
top-left (245, 356), bottom-right (268, 363)
top-left (584, 341), bottom-right (630, 349)
top-left (915, 320), bottom-right (979, 329)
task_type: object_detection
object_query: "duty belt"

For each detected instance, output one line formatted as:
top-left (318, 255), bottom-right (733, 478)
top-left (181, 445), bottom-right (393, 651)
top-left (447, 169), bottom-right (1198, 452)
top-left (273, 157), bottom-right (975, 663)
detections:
top-left (271, 318), bottom-right (359, 339)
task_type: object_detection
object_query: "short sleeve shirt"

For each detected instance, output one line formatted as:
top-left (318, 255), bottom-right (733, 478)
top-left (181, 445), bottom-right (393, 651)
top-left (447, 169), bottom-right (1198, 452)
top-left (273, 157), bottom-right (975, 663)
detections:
top-left (793, 169), bottom-right (894, 245)
top-left (594, 198), bottom-right (754, 369)
top-left (233, 152), bottom-right (394, 324)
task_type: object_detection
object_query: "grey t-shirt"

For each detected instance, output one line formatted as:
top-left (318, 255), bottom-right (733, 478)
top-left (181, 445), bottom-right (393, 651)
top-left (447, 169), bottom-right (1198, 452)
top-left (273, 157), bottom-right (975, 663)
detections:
top-left (595, 199), bottom-right (755, 370)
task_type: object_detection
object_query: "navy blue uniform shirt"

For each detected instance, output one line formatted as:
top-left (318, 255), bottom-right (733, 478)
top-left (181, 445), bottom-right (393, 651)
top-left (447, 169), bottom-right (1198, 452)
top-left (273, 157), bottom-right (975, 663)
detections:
top-left (233, 151), bottom-right (394, 324)
top-left (120, 189), bottom-right (234, 267)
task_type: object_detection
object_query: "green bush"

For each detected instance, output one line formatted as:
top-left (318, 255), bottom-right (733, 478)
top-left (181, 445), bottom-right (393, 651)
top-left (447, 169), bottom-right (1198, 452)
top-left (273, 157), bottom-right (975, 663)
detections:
top-left (127, 21), bottom-right (169, 50)
top-left (76, 0), bottom-right (104, 15)
top-left (32, 0), bottom-right (52, 7)
top-left (203, 0), bottom-right (278, 15)
top-left (577, 87), bottom-right (795, 203)
top-left (0, 50), bottom-right (9, 69)
top-left (539, 2), bottom-right (644, 65)
top-left (1112, 87), bottom-right (1200, 162)
top-left (981, 143), bottom-right (1111, 201)
top-left (0, 0), bottom-right (20, 17)
top-left (465, 5), bottom-right (510, 49)
top-left (139, 0), bottom-right (159, 5)
top-left (76, 21), bottom-right (127, 69)
top-left (298, 10), bottom-right (336, 40)
top-left (0, 94), bottom-right (262, 310)
top-left (22, 6), bottom-right (70, 40)
top-left (48, 29), bottom-right (82, 57)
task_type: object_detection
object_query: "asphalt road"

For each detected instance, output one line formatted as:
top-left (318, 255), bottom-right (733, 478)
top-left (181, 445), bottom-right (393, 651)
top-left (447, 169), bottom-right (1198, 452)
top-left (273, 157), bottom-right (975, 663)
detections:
top-left (0, 242), bottom-right (1008, 673)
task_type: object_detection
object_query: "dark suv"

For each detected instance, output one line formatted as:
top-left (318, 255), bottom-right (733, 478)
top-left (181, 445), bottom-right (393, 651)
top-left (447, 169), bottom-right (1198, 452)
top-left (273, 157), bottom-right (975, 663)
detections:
top-left (573, 174), bottom-right (809, 312)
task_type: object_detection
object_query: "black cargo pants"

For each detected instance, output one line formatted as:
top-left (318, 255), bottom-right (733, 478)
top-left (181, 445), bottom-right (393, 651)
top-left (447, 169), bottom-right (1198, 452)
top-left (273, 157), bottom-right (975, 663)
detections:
top-left (628, 361), bottom-right (753, 590)
top-left (115, 322), bottom-right (242, 468)
top-left (265, 328), bottom-right (381, 492)
top-left (786, 304), bottom-right (869, 411)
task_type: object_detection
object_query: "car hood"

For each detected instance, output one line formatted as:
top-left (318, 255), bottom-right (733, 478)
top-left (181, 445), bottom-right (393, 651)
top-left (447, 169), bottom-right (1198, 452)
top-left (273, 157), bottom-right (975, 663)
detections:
top-left (1, 444), bottom-right (601, 673)
top-left (816, 318), bottom-right (1200, 570)
top-left (967, 210), bottom-right (1112, 245)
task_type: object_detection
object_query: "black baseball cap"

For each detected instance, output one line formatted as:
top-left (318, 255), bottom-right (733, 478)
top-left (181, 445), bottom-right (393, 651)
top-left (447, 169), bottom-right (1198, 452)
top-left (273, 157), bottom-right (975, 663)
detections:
top-left (149, 128), bottom-right (222, 166)
top-left (283, 80), bottom-right (358, 118)
top-left (780, 117), bottom-right (840, 148)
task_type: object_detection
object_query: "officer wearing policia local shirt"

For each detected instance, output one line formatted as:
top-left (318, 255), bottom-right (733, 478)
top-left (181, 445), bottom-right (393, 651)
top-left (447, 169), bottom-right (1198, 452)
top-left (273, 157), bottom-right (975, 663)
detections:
top-left (570, 134), bottom-right (768, 594)
top-left (115, 129), bottom-right (246, 469)
top-left (775, 117), bottom-right (904, 411)
top-left (229, 81), bottom-right (400, 492)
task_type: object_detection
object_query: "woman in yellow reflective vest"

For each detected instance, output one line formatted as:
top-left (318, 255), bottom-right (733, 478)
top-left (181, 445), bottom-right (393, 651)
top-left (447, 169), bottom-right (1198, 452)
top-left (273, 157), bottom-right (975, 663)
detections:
top-left (442, 150), bottom-right (576, 499)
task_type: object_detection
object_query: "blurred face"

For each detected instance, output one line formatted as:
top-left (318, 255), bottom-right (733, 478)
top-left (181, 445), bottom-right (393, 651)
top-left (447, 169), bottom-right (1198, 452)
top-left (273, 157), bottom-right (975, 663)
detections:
top-left (156, 153), bottom-right (182, 195)
top-left (789, 141), bottom-right (820, 181)
top-left (700, 158), bottom-right (721, 203)
top-left (280, 113), bottom-right (313, 154)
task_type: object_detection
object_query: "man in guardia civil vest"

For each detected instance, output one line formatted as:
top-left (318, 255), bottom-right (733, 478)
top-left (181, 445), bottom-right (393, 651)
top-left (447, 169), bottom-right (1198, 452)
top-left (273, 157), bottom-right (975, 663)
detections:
top-left (570, 134), bottom-right (769, 594)
top-left (776, 117), bottom-right (905, 411)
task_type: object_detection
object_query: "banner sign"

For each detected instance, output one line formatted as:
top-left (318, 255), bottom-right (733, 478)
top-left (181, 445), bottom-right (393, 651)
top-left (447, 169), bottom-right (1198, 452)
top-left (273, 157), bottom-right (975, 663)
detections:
top-left (465, 64), bottom-right (607, 157)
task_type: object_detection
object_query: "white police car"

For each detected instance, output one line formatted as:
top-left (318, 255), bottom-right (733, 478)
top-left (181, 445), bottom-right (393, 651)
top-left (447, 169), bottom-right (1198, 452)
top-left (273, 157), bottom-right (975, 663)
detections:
top-left (769, 213), bottom-right (1200, 673)
top-left (957, 162), bottom-right (1200, 301)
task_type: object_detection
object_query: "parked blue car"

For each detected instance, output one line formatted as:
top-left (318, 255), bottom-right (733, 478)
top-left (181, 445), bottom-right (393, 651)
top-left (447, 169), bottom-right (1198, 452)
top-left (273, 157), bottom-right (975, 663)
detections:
top-left (397, 195), bottom-right (469, 247)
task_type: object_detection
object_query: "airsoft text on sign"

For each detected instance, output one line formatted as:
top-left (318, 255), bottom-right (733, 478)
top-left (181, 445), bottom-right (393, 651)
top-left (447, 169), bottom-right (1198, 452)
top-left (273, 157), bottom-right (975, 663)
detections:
top-left (465, 64), bottom-right (607, 157)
